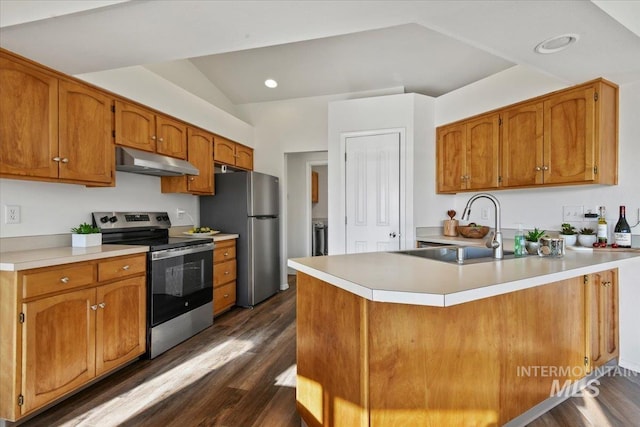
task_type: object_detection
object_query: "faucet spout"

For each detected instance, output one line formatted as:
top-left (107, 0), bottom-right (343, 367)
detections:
top-left (462, 193), bottom-right (503, 259)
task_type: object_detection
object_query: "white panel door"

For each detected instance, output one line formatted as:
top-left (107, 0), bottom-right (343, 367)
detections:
top-left (345, 132), bottom-right (400, 253)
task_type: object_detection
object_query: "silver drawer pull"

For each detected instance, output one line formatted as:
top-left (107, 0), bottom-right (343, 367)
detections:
top-left (91, 304), bottom-right (98, 311)
top-left (60, 277), bottom-right (70, 284)
top-left (224, 252), bottom-right (229, 256)
top-left (122, 265), bottom-right (130, 271)
top-left (52, 157), bottom-right (61, 162)
top-left (61, 158), bottom-right (69, 163)
top-left (224, 294), bottom-right (229, 298)
top-left (98, 302), bottom-right (106, 309)
top-left (224, 271), bottom-right (230, 275)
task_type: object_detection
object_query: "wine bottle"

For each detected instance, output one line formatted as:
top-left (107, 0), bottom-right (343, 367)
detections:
top-left (614, 206), bottom-right (632, 248)
top-left (597, 206), bottom-right (607, 244)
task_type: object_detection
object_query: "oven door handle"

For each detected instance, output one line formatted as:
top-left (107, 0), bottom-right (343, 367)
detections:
top-left (151, 243), bottom-right (215, 261)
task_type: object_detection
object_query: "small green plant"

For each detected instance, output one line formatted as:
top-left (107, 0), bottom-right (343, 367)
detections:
top-left (579, 227), bottom-right (595, 235)
top-left (71, 222), bottom-right (100, 234)
top-left (525, 228), bottom-right (546, 242)
top-left (560, 223), bottom-right (577, 235)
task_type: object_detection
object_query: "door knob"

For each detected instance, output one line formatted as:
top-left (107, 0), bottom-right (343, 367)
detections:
top-left (389, 232), bottom-right (397, 238)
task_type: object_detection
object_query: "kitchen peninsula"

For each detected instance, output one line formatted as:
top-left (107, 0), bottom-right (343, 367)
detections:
top-left (288, 249), bottom-right (640, 426)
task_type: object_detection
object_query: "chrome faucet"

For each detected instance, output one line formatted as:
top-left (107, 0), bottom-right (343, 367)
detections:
top-left (462, 193), bottom-right (503, 259)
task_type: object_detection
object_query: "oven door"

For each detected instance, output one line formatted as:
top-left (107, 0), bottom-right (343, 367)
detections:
top-left (149, 243), bottom-right (214, 327)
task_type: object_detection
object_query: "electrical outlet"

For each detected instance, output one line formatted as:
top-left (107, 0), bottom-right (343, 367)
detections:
top-left (176, 208), bottom-right (186, 219)
top-left (481, 207), bottom-right (489, 220)
top-left (562, 205), bottom-right (584, 223)
top-left (5, 205), bottom-right (20, 224)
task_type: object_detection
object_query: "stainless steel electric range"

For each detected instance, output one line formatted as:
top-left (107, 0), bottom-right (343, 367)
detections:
top-left (92, 211), bottom-right (214, 358)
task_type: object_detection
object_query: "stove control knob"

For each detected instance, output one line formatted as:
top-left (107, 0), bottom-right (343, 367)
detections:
top-left (100, 216), bottom-right (109, 223)
top-left (109, 216), bottom-right (118, 223)
top-left (156, 215), bottom-right (163, 221)
top-left (163, 215), bottom-right (170, 221)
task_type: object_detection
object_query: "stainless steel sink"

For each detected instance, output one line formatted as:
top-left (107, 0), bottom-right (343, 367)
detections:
top-left (395, 246), bottom-right (515, 265)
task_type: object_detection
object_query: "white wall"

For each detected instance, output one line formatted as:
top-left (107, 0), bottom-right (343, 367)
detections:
top-left (327, 93), bottom-right (436, 254)
top-left (435, 66), bottom-right (640, 241)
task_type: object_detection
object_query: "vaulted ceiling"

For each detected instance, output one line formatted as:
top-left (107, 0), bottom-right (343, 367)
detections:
top-left (1, 1), bottom-right (639, 105)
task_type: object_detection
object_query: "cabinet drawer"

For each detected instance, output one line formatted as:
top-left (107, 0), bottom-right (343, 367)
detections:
top-left (98, 254), bottom-right (146, 282)
top-left (22, 263), bottom-right (95, 299)
top-left (214, 259), bottom-right (236, 287)
top-left (214, 281), bottom-right (236, 315)
top-left (214, 241), bottom-right (236, 263)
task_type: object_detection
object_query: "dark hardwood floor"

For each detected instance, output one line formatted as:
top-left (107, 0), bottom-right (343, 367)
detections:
top-left (20, 275), bottom-right (640, 427)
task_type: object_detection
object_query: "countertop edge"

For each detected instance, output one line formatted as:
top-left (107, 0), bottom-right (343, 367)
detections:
top-left (0, 245), bottom-right (149, 271)
top-left (287, 259), bottom-right (374, 301)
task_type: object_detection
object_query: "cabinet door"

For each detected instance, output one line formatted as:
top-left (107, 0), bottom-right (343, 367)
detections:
top-left (501, 102), bottom-right (544, 187)
top-left (214, 281), bottom-right (236, 316)
top-left (156, 115), bottom-right (187, 159)
top-left (187, 128), bottom-right (214, 194)
top-left (22, 289), bottom-right (96, 414)
top-left (95, 277), bottom-right (146, 376)
top-left (465, 114), bottom-right (500, 190)
top-left (587, 269), bottom-right (618, 371)
top-left (235, 144), bottom-right (254, 170)
top-left (436, 123), bottom-right (465, 193)
top-left (114, 100), bottom-right (156, 153)
top-left (214, 136), bottom-right (236, 165)
top-left (311, 171), bottom-right (319, 202)
top-left (58, 80), bottom-right (114, 185)
top-left (0, 55), bottom-right (59, 179)
top-left (543, 86), bottom-right (596, 184)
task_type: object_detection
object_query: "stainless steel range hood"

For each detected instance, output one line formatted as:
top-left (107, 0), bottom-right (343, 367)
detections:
top-left (116, 146), bottom-right (199, 177)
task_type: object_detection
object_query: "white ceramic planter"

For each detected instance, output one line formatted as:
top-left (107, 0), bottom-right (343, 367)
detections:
top-left (559, 234), bottom-right (577, 246)
top-left (72, 233), bottom-right (102, 247)
top-left (578, 234), bottom-right (597, 247)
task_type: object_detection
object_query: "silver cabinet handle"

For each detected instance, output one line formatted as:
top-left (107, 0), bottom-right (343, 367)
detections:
top-left (61, 158), bottom-right (69, 163)
top-left (52, 157), bottom-right (61, 162)
top-left (151, 135), bottom-right (157, 140)
top-left (158, 137), bottom-right (164, 142)
top-left (60, 276), bottom-right (70, 284)
top-left (224, 252), bottom-right (229, 256)
top-left (542, 165), bottom-right (549, 171)
top-left (535, 166), bottom-right (542, 171)
top-left (91, 304), bottom-right (98, 311)
top-left (122, 265), bottom-right (130, 271)
top-left (189, 177), bottom-right (195, 181)
top-left (224, 271), bottom-right (230, 275)
top-left (224, 294), bottom-right (229, 298)
top-left (98, 302), bottom-right (106, 309)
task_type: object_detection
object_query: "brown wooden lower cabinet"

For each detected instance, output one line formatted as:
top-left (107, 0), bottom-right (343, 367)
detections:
top-left (296, 269), bottom-right (619, 427)
top-left (585, 269), bottom-right (619, 372)
top-left (0, 254), bottom-right (146, 422)
top-left (213, 239), bottom-right (237, 316)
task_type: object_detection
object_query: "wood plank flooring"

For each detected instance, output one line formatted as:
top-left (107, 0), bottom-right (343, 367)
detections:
top-left (19, 275), bottom-right (640, 427)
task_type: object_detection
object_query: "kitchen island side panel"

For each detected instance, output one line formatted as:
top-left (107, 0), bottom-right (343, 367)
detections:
top-left (297, 272), bottom-right (586, 426)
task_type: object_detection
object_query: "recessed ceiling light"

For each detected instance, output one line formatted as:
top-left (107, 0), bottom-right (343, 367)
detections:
top-left (264, 79), bottom-right (278, 88)
top-left (534, 34), bottom-right (579, 54)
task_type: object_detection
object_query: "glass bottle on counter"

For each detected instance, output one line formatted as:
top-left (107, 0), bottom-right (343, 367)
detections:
top-left (597, 206), bottom-right (608, 245)
top-left (514, 223), bottom-right (526, 257)
top-left (614, 206), bottom-right (632, 248)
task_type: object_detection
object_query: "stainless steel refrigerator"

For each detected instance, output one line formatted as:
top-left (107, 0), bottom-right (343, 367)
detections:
top-left (199, 171), bottom-right (280, 307)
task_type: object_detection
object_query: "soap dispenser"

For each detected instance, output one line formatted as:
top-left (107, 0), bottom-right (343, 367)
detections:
top-left (514, 223), bottom-right (526, 257)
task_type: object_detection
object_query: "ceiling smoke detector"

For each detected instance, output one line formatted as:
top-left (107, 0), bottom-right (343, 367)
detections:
top-left (264, 78), bottom-right (278, 88)
top-left (534, 33), bottom-right (579, 54)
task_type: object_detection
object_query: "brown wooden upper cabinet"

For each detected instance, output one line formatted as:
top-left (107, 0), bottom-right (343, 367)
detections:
top-left (311, 171), bottom-right (319, 203)
top-left (0, 51), bottom-right (114, 186)
top-left (114, 100), bottom-right (187, 160)
top-left (437, 113), bottom-right (500, 193)
top-left (214, 135), bottom-right (253, 170)
top-left (161, 127), bottom-right (214, 195)
top-left (437, 78), bottom-right (618, 194)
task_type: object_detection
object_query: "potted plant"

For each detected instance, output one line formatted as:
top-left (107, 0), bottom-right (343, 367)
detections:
top-left (578, 227), bottom-right (597, 247)
top-left (71, 222), bottom-right (102, 247)
top-left (559, 223), bottom-right (577, 246)
top-left (525, 228), bottom-right (546, 255)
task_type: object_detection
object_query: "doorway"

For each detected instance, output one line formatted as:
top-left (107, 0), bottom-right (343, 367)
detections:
top-left (345, 131), bottom-right (401, 253)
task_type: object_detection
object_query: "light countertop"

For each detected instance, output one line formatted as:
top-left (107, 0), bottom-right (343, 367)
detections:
top-left (0, 245), bottom-right (150, 272)
top-left (288, 249), bottom-right (640, 307)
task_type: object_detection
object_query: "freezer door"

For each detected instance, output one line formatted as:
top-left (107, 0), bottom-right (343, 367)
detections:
top-left (248, 216), bottom-right (280, 306)
top-left (248, 172), bottom-right (279, 217)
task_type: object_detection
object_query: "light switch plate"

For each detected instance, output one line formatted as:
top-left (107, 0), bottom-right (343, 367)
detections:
top-left (562, 205), bottom-right (584, 223)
